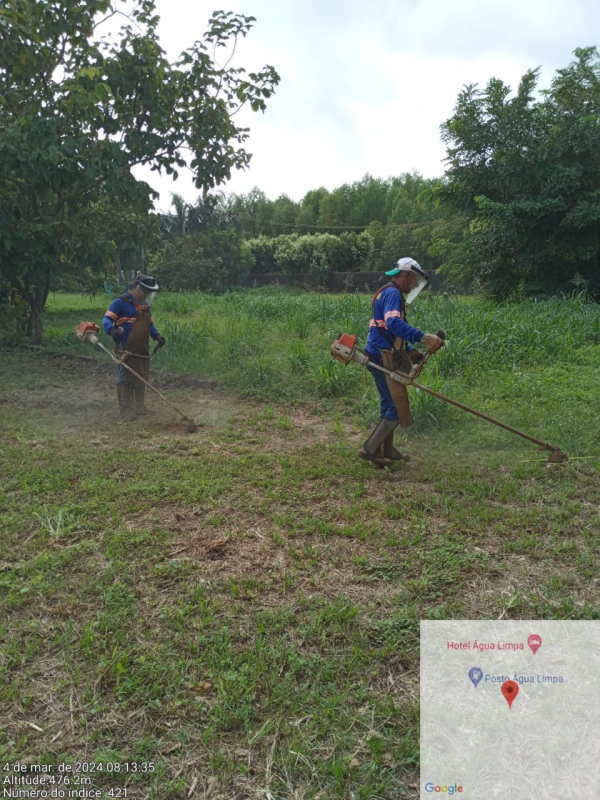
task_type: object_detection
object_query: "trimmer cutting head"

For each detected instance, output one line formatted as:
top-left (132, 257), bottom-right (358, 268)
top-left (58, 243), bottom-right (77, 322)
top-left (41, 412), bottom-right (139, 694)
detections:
top-left (547, 449), bottom-right (568, 463)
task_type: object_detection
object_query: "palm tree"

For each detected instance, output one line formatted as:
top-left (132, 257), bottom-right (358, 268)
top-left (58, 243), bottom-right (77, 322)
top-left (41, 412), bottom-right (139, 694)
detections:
top-left (160, 193), bottom-right (195, 239)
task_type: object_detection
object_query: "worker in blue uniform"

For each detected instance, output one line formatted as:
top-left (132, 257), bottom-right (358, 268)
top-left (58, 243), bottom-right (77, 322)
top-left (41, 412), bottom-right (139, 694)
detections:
top-left (359, 258), bottom-right (444, 467)
top-left (102, 275), bottom-right (166, 419)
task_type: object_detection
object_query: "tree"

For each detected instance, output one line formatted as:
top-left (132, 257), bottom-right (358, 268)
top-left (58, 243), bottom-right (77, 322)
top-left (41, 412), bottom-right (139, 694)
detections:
top-left (270, 194), bottom-right (300, 234)
top-left (213, 172), bottom-right (466, 277)
top-left (230, 187), bottom-right (274, 237)
top-left (151, 228), bottom-right (253, 291)
top-left (0, 0), bottom-right (279, 342)
top-left (436, 48), bottom-right (600, 298)
top-left (186, 191), bottom-right (237, 233)
top-left (160, 194), bottom-right (194, 240)
top-left (150, 237), bottom-right (226, 293)
top-left (295, 187), bottom-right (329, 233)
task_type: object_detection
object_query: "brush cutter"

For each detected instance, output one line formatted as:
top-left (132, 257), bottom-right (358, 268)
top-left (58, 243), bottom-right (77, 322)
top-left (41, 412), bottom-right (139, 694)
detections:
top-left (75, 322), bottom-right (198, 433)
top-left (331, 333), bottom-right (568, 463)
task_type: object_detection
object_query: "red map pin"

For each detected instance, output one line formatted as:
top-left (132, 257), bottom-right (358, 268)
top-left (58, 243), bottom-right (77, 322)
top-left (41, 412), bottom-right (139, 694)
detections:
top-left (501, 680), bottom-right (519, 709)
top-left (527, 634), bottom-right (542, 655)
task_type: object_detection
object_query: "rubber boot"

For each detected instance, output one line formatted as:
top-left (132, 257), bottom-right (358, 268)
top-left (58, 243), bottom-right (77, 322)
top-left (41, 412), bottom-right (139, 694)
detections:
top-left (117, 383), bottom-right (135, 421)
top-left (133, 385), bottom-right (148, 416)
top-left (358, 418), bottom-right (399, 467)
top-left (382, 430), bottom-right (410, 462)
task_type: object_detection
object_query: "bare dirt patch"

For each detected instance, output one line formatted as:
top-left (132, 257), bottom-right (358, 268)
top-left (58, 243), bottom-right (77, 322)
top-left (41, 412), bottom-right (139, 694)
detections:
top-left (0, 351), bottom-right (232, 434)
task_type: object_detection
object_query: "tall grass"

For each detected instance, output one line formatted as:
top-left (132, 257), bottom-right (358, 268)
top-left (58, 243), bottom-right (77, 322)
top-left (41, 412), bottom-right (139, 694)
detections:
top-left (46, 287), bottom-right (600, 412)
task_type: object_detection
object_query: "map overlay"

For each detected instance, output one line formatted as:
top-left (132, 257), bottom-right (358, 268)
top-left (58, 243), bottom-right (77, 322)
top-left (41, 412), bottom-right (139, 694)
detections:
top-left (420, 620), bottom-right (600, 799)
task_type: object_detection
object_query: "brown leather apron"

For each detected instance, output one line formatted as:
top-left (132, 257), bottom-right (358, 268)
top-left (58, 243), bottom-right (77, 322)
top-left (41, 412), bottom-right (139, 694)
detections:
top-left (122, 301), bottom-right (151, 387)
top-left (381, 346), bottom-right (413, 428)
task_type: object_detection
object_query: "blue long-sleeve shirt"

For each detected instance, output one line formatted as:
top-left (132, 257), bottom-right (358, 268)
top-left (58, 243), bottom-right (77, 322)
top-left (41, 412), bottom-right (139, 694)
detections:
top-left (364, 284), bottom-right (424, 356)
top-left (102, 293), bottom-right (160, 348)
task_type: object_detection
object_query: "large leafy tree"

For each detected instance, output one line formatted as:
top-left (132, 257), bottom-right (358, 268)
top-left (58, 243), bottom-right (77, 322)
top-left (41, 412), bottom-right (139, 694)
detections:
top-left (436, 47), bottom-right (600, 298)
top-left (0, 0), bottom-right (279, 342)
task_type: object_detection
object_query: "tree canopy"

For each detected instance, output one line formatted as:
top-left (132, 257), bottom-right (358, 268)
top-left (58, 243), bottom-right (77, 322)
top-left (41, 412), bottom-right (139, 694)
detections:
top-left (0, 0), bottom-right (279, 341)
top-left (227, 172), bottom-right (450, 238)
top-left (153, 173), bottom-right (464, 290)
top-left (435, 47), bottom-right (600, 298)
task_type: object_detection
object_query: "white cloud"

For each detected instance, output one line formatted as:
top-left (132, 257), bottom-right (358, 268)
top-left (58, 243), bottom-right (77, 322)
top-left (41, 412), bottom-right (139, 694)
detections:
top-left (134, 0), bottom-right (599, 209)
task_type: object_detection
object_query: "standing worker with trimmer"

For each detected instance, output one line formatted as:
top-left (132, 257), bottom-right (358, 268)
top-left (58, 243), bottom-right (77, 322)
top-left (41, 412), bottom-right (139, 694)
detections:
top-left (359, 258), bottom-right (444, 467)
top-left (102, 275), bottom-right (166, 419)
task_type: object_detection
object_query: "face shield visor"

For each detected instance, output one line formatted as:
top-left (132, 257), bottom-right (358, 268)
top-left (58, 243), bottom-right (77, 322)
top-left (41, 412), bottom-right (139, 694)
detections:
top-left (385, 258), bottom-right (429, 304)
top-left (404, 272), bottom-right (429, 304)
top-left (133, 276), bottom-right (160, 306)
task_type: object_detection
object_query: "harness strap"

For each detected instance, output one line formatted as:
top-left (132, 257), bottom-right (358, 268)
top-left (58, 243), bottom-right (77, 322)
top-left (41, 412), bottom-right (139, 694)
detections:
top-left (371, 282), bottom-right (399, 310)
top-left (114, 342), bottom-right (162, 361)
top-left (119, 294), bottom-right (148, 312)
top-left (117, 349), bottom-right (152, 359)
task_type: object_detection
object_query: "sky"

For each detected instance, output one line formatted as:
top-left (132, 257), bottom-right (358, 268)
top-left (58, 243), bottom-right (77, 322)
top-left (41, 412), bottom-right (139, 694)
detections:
top-left (129, 0), bottom-right (599, 210)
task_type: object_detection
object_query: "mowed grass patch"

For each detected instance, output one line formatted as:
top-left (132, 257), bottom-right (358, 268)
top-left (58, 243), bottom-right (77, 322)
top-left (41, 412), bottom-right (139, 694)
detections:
top-left (2, 289), bottom-right (600, 798)
top-left (1, 357), bottom-right (426, 799)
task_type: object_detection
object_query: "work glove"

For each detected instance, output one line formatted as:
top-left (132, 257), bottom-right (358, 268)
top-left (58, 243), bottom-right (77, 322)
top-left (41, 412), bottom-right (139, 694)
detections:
top-left (153, 335), bottom-right (166, 347)
top-left (110, 326), bottom-right (125, 344)
top-left (408, 349), bottom-right (425, 365)
top-left (422, 333), bottom-right (444, 354)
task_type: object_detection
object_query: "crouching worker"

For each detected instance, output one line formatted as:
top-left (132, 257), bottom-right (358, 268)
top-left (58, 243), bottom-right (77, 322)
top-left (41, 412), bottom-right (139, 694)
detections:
top-left (102, 275), bottom-right (166, 419)
top-left (359, 258), bottom-right (444, 467)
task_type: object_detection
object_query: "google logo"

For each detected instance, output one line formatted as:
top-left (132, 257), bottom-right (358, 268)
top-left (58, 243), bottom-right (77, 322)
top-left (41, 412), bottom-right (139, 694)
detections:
top-left (424, 783), bottom-right (463, 795)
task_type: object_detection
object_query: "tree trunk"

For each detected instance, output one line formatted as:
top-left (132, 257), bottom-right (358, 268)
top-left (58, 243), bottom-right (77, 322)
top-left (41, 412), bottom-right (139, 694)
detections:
top-left (27, 279), bottom-right (50, 345)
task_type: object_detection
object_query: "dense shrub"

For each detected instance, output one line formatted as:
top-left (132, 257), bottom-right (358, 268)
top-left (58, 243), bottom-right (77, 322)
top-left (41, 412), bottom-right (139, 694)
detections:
top-left (246, 235), bottom-right (278, 273)
top-left (246, 231), bottom-right (375, 276)
top-left (150, 229), bottom-right (254, 291)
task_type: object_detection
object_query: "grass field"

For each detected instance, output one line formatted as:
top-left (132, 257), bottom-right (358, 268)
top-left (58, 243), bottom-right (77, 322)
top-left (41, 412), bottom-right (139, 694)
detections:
top-left (1, 289), bottom-right (600, 799)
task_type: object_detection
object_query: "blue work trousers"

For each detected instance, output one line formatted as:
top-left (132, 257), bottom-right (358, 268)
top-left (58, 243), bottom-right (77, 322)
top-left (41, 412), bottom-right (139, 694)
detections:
top-left (366, 351), bottom-right (398, 421)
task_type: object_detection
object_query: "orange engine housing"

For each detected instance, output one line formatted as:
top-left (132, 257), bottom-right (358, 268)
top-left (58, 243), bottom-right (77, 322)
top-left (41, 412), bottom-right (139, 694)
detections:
top-left (75, 321), bottom-right (100, 337)
top-left (330, 332), bottom-right (358, 365)
top-left (337, 333), bottom-right (357, 350)
top-left (75, 321), bottom-right (100, 344)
